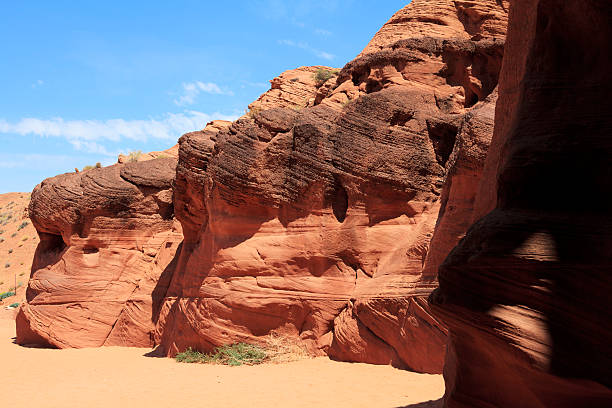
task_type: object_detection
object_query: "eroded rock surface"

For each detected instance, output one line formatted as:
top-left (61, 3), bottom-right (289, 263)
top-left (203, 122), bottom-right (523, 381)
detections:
top-left (17, 0), bottom-right (509, 374)
top-left (430, 0), bottom-right (612, 406)
top-left (17, 158), bottom-right (182, 348)
top-left (156, 0), bottom-right (508, 373)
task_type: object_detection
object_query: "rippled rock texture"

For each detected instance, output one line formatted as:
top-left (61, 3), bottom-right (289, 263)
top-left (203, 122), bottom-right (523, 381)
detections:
top-left (156, 0), bottom-right (508, 374)
top-left (430, 0), bottom-right (612, 406)
top-left (17, 158), bottom-right (182, 348)
top-left (17, 0), bottom-right (509, 374)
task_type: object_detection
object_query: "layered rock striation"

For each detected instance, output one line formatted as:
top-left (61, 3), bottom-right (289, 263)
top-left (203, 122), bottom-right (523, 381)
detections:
top-left (155, 0), bottom-right (508, 373)
top-left (430, 0), bottom-right (612, 406)
top-left (17, 0), bottom-right (509, 374)
top-left (17, 158), bottom-right (182, 348)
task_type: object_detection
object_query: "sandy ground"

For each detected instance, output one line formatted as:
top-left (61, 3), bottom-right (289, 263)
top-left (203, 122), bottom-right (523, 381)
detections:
top-left (0, 315), bottom-right (443, 408)
top-left (0, 194), bottom-right (444, 408)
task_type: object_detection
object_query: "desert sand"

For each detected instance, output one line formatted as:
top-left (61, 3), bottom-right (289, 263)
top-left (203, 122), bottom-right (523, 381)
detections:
top-left (0, 314), bottom-right (443, 408)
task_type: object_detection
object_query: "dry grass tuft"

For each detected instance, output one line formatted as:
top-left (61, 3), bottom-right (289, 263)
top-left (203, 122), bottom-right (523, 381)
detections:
top-left (263, 333), bottom-right (310, 364)
top-left (175, 334), bottom-right (310, 366)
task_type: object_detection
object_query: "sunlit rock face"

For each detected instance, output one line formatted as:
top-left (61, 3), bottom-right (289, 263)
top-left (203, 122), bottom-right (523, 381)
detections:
top-left (17, 158), bottom-right (182, 348)
top-left (17, 0), bottom-right (511, 375)
top-left (156, 0), bottom-right (508, 374)
top-left (430, 0), bottom-right (612, 406)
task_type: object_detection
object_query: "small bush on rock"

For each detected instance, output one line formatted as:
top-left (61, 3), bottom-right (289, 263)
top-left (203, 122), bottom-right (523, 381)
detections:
top-left (0, 291), bottom-right (15, 300)
top-left (127, 150), bottom-right (143, 162)
top-left (314, 68), bottom-right (339, 85)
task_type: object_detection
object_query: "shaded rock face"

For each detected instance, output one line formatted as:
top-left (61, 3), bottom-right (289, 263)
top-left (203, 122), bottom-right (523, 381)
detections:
top-left (17, 158), bottom-right (182, 348)
top-left (429, 0), bottom-right (612, 406)
top-left (156, 0), bottom-right (507, 373)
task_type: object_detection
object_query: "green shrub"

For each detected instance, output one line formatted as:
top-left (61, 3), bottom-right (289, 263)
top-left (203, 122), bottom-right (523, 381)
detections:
top-left (244, 106), bottom-right (262, 119)
top-left (95, 162), bottom-right (102, 168)
top-left (17, 221), bottom-right (29, 230)
top-left (126, 150), bottom-right (143, 162)
top-left (4, 263), bottom-right (10, 268)
top-left (313, 68), bottom-right (339, 85)
top-left (0, 291), bottom-right (15, 300)
top-left (8, 302), bottom-right (19, 308)
top-left (176, 343), bottom-right (268, 366)
top-left (175, 348), bottom-right (208, 364)
top-left (22, 237), bottom-right (28, 241)
top-left (11, 233), bottom-right (17, 238)
top-left (82, 165), bottom-right (94, 171)
top-left (8, 248), bottom-right (13, 253)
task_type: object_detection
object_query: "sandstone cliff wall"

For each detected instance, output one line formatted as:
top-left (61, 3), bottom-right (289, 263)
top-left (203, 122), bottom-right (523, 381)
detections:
top-left (430, 0), bottom-right (612, 406)
top-left (17, 159), bottom-right (182, 348)
top-left (17, 0), bottom-right (509, 375)
top-left (156, 0), bottom-right (508, 373)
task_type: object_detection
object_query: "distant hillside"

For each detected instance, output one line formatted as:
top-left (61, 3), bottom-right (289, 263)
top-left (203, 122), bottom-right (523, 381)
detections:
top-left (0, 192), bottom-right (38, 307)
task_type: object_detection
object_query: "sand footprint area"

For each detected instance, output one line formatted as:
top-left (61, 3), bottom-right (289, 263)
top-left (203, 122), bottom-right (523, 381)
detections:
top-left (0, 311), bottom-right (443, 408)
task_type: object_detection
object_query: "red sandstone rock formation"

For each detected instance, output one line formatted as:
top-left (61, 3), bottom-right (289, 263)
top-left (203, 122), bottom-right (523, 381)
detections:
top-left (17, 0), bottom-right (509, 375)
top-left (429, 0), bottom-right (612, 406)
top-left (17, 158), bottom-right (182, 348)
top-left (117, 144), bottom-right (179, 163)
top-left (248, 66), bottom-right (332, 111)
top-left (154, 0), bottom-right (508, 374)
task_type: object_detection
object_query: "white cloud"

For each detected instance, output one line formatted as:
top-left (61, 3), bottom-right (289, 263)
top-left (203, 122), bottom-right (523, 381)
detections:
top-left (278, 39), bottom-right (335, 61)
top-left (0, 110), bottom-right (240, 154)
top-left (240, 81), bottom-right (270, 89)
top-left (314, 28), bottom-right (332, 36)
top-left (0, 153), bottom-right (74, 169)
top-left (31, 79), bottom-right (44, 89)
top-left (254, 0), bottom-right (346, 20)
top-left (174, 81), bottom-right (234, 106)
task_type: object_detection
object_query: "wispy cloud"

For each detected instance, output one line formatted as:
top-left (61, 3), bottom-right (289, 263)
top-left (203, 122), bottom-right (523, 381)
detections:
top-left (31, 79), bottom-right (44, 89)
top-left (253, 0), bottom-right (346, 20)
top-left (278, 39), bottom-right (335, 61)
top-left (0, 153), bottom-right (75, 169)
top-left (0, 111), bottom-right (240, 154)
top-left (174, 81), bottom-right (234, 106)
top-left (240, 81), bottom-right (270, 89)
top-left (314, 28), bottom-right (332, 36)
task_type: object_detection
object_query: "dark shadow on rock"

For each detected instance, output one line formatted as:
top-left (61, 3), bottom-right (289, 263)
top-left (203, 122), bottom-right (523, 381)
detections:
top-left (151, 241), bottom-right (182, 324)
top-left (143, 346), bottom-right (167, 358)
top-left (395, 398), bottom-right (443, 408)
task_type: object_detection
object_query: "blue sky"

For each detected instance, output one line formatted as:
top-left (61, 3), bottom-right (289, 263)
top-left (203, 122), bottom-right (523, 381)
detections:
top-left (0, 0), bottom-right (409, 193)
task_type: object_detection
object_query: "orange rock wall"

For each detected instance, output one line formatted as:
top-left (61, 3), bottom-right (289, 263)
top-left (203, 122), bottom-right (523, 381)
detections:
top-left (430, 0), bottom-right (612, 406)
top-left (156, 0), bottom-right (508, 373)
top-left (17, 0), bottom-right (509, 375)
top-left (17, 159), bottom-right (182, 348)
